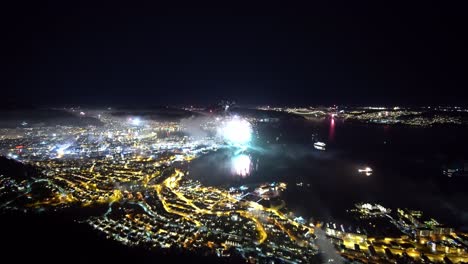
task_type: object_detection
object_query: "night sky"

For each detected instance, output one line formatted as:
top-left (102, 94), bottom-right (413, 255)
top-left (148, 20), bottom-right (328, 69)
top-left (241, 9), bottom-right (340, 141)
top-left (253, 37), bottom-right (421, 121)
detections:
top-left (3, 2), bottom-right (468, 106)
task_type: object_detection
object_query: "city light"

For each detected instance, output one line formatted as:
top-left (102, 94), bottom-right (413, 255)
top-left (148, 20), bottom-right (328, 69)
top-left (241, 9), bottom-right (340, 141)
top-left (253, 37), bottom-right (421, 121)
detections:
top-left (56, 144), bottom-right (72, 158)
top-left (129, 117), bottom-right (142, 126)
top-left (1, 106), bottom-right (467, 264)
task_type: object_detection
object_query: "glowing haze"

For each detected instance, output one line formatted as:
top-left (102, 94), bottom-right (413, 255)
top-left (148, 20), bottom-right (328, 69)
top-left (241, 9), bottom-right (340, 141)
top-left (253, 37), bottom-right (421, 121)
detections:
top-left (219, 117), bottom-right (252, 145)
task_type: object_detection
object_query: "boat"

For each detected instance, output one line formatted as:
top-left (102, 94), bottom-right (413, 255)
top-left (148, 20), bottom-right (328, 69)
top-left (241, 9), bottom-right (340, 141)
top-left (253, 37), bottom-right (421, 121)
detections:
top-left (358, 167), bottom-right (373, 176)
top-left (314, 141), bottom-right (326, 150)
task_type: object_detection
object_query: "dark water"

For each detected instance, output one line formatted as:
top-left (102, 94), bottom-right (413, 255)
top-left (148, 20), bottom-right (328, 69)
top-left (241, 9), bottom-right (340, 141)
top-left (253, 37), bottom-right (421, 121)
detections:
top-left (189, 119), bottom-right (468, 230)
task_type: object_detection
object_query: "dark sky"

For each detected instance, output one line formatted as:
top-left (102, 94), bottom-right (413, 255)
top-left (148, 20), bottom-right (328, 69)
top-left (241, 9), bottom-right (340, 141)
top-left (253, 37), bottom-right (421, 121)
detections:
top-left (3, 1), bottom-right (468, 106)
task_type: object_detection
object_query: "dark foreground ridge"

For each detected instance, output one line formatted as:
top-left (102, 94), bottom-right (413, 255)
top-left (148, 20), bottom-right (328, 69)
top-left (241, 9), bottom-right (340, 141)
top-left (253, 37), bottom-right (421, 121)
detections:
top-left (2, 211), bottom-right (245, 264)
top-left (0, 158), bottom-right (242, 264)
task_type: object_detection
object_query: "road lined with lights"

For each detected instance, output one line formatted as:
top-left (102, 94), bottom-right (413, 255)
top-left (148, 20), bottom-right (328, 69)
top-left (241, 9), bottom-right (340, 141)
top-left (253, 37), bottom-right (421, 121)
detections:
top-left (0, 111), bottom-right (321, 262)
top-left (152, 168), bottom-right (312, 245)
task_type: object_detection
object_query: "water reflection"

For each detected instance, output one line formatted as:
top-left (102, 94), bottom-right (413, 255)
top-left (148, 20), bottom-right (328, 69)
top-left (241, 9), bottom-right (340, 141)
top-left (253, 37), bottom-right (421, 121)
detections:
top-left (328, 117), bottom-right (335, 141)
top-left (231, 154), bottom-right (252, 177)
